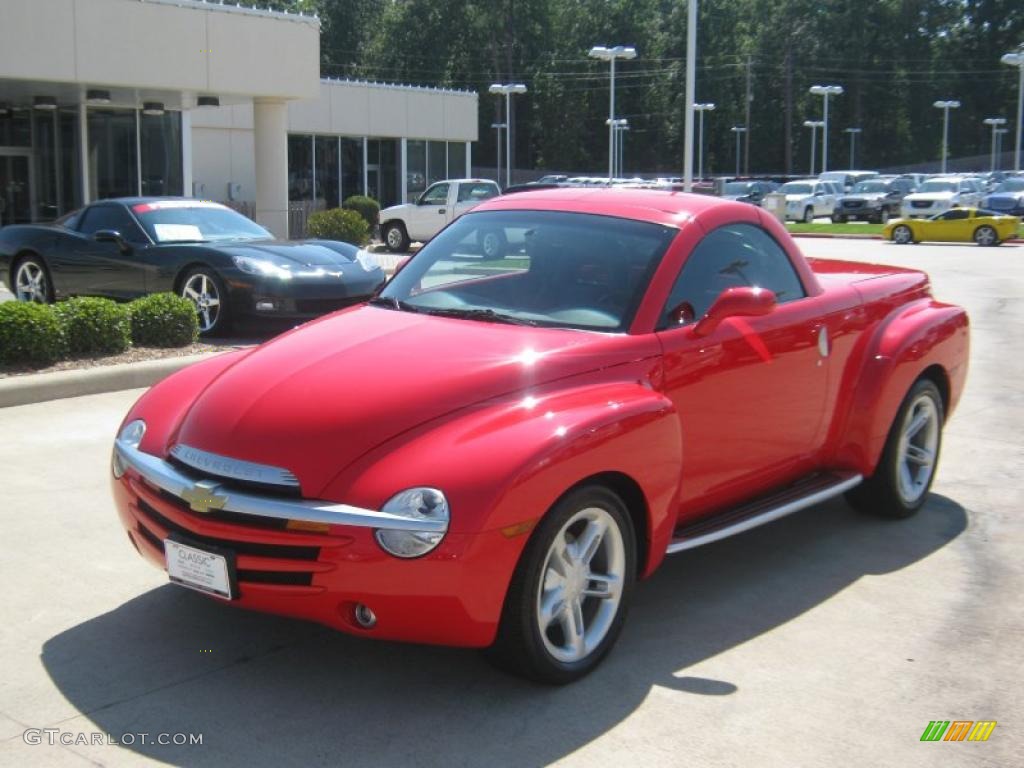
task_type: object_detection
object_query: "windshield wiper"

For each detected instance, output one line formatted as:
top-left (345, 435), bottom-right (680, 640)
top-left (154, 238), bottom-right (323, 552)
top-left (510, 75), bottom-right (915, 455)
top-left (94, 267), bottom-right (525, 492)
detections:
top-left (367, 296), bottom-right (422, 312)
top-left (420, 307), bottom-right (539, 326)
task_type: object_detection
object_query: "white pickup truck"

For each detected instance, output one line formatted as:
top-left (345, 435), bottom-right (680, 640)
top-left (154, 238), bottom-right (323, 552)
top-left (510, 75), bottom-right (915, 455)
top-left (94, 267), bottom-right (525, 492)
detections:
top-left (380, 179), bottom-right (501, 253)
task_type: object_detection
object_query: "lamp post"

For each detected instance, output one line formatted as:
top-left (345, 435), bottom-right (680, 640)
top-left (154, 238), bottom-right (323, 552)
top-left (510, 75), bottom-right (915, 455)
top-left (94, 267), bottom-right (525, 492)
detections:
top-left (487, 124), bottom-right (503, 189)
top-left (932, 100), bottom-right (960, 174)
top-left (693, 103), bottom-right (715, 181)
top-left (731, 126), bottom-right (747, 177)
top-left (995, 127), bottom-right (1009, 169)
top-left (605, 118), bottom-right (629, 177)
top-left (804, 120), bottom-right (823, 176)
top-left (618, 123), bottom-right (630, 177)
top-left (683, 0), bottom-right (698, 191)
top-left (983, 118), bottom-right (1007, 173)
top-left (844, 127), bottom-right (862, 169)
top-left (589, 46), bottom-right (637, 183)
top-left (809, 85), bottom-right (843, 173)
top-left (488, 84), bottom-right (527, 188)
top-left (1001, 47), bottom-right (1024, 172)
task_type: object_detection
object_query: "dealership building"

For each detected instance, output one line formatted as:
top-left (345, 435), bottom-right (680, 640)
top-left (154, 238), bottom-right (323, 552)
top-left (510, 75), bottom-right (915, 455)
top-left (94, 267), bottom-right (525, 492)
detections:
top-left (0, 0), bottom-right (479, 237)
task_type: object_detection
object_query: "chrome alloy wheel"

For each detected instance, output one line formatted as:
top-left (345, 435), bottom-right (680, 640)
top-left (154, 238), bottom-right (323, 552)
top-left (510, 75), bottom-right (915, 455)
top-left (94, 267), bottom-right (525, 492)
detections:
top-left (896, 394), bottom-right (939, 505)
top-left (14, 261), bottom-right (48, 302)
top-left (892, 224), bottom-right (913, 244)
top-left (974, 226), bottom-right (997, 246)
top-left (535, 506), bottom-right (625, 664)
top-left (386, 226), bottom-right (404, 250)
top-left (182, 272), bottom-right (221, 333)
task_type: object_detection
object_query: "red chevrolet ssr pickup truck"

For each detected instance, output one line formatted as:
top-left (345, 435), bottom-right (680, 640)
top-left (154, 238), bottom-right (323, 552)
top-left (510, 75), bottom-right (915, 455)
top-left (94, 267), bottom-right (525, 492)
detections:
top-left (111, 188), bottom-right (968, 683)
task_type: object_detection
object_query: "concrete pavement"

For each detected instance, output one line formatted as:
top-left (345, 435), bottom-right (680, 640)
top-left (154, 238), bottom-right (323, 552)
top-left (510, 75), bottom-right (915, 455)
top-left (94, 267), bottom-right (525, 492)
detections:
top-left (0, 238), bottom-right (1020, 766)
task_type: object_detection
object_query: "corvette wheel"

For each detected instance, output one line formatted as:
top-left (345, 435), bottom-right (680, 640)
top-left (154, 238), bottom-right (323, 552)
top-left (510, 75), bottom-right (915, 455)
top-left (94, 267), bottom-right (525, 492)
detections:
top-left (973, 225), bottom-right (998, 247)
top-left (846, 378), bottom-right (943, 519)
top-left (14, 258), bottom-right (53, 303)
top-left (487, 485), bottom-right (635, 684)
top-left (181, 268), bottom-right (229, 335)
top-left (892, 224), bottom-right (913, 245)
top-left (803, 207), bottom-right (814, 223)
top-left (384, 222), bottom-right (410, 253)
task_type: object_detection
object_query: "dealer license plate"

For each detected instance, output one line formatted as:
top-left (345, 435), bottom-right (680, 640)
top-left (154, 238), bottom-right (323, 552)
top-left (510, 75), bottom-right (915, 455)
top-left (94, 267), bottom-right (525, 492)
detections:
top-left (165, 537), bottom-right (235, 600)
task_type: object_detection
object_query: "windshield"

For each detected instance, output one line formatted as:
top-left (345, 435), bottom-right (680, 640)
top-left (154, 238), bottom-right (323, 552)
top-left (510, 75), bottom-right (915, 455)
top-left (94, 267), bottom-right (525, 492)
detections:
top-left (995, 178), bottom-right (1024, 192)
top-left (131, 201), bottom-right (272, 243)
top-left (851, 181), bottom-right (888, 193)
top-left (781, 182), bottom-right (813, 195)
top-left (916, 180), bottom-right (958, 194)
top-left (378, 210), bottom-right (676, 332)
top-left (724, 182), bottom-right (752, 194)
top-left (818, 173), bottom-right (846, 182)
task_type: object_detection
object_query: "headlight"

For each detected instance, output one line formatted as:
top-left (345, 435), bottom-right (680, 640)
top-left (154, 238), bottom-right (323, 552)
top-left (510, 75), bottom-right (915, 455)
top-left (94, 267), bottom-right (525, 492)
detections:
top-left (232, 255), bottom-right (293, 280)
top-left (355, 249), bottom-right (379, 272)
top-left (374, 488), bottom-right (449, 558)
top-left (112, 419), bottom-right (145, 478)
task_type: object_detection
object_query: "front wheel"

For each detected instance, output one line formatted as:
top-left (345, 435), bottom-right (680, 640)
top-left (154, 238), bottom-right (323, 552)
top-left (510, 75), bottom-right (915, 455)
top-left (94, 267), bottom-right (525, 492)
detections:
top-left (846, 378), bottom-right (944, 518)
top-left (891, 224), bottom-right (914, 244)
top-left (383, 222), bottom-right (410, 253)
top-left (487, 485), bottom-right (636, 684)
top-left (875, 209), bottom-right (890, 225)
top-left (180, 267), bottom-right (230, 335)
top-left (973, 225), bottom-right (998, 247)
top-left (803, 207), bottom-right (815, 224)
top-left (478, 228), bottom-right (507, 259)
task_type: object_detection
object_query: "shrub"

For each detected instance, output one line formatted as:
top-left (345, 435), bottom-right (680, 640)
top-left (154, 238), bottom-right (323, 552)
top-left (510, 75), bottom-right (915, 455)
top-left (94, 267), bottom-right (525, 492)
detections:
top-left (0, 302), bottom-right (67, 366)
top-left (130, 293), bottom-right (199, 347)
top-left (342, 195), bottom-right (380, 229)
top-left (54, 297), bottom-right (131, 355)
top-left (307, 207), bottom-right (370, 245)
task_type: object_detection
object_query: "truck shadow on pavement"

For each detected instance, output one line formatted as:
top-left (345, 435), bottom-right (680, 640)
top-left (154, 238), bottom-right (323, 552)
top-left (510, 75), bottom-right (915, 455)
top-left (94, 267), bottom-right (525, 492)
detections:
top-left (42, 494), bottom-right (966, 767)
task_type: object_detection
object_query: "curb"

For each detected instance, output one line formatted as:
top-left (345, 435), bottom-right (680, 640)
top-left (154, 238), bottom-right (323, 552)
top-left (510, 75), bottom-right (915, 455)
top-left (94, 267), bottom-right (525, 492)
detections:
top-left (0, 353), bottom-right (219, 409)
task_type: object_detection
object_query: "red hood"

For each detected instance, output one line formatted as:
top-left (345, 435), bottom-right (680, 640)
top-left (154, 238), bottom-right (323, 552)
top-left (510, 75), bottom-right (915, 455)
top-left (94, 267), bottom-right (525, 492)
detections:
top-left (171, 306), bottom-right (657, 496)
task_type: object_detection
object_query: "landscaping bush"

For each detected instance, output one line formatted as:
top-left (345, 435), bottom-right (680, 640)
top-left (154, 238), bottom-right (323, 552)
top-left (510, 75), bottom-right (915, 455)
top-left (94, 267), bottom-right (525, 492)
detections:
top-left (306, 207), bottom-right (370, 245)
top-left (342, 195), bottom-right (380, 229)
top-left (130, 293), bottom-right (199, 347)
top-left (54, 297), bottom-right (131, 355)
top-left (0, 302), bottom-right (67, 366)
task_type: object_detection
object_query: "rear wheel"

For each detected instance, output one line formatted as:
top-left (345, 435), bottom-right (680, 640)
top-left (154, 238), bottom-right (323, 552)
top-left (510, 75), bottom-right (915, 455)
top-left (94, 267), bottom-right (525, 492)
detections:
top-left (478, 228), bottom-right (507, 259)
top-left (181, 267), bottom-right (230, 335)
top-left (487, 485), bottom-right (635, 684)
top-left (831, 213), bottom-right (847, 224)
top-left (875, 209), bottom-right (890, 224)
top-left (13, 257), bottom-right (53, 303)
top-left (846, 378), bottom-right (943, 519)
top-left (891, 224), bottom-right (914, 244)
top-left (973, 225), bottom-right (998, 247)
top-left (383, 221), bottom-right (410, 253)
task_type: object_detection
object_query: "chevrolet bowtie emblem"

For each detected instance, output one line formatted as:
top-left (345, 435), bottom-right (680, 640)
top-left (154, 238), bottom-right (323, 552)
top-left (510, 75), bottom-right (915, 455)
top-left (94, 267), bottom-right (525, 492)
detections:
top-left (180, 480), bottom-right (228, 514)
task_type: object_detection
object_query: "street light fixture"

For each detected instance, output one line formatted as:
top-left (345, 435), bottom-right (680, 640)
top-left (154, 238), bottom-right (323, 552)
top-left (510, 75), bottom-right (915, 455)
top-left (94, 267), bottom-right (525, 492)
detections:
top-left (589, 45), bottom-right (637, 182)
top-left (730, 126), bottom-right (747, 177)
top-left (844, 127), bottom-right (862, 169)
top-left (1001, 47), bottom-right (1024, 172)
top-left (693, 103), bottom-right (715, 181)
top-left (933, 100), bottom-right (961, 174)
top-left (804, 120), bottom-right (824, 176)
top-left (809, 85), bottom-right (843, 173)
top-left (983, 118), bottom-right (1007, 172)
top-left (488, 84), bottom-right (527, 188)
top-left (490, 122), bottom-right (507, 187)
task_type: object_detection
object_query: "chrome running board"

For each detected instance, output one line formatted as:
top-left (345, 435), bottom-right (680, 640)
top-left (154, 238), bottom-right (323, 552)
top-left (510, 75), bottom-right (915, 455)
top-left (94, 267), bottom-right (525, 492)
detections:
top-left (666, 471), bottom-right (862, 554)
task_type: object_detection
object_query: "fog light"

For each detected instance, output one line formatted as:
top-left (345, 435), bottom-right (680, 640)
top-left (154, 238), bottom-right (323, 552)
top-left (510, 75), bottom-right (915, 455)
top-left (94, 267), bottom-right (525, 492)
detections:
top-left (354, 603), bottom-right (377, 628)
top-left (255, 300), bottom-right (278, 312)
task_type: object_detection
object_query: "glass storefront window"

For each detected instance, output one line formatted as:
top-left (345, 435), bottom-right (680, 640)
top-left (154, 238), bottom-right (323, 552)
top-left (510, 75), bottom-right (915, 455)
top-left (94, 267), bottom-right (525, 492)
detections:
top-left (87, 108), bottom-right (138, 201)
top-left (427, 141), bottom-right (446, 185)
top-left (314, 135), bottom-right (340, 208)
top-left (33, 111), bottom-right (59, 221)
top-left (407, 140), bottom-right (426, 200)
top-left (59, 109), bottom-right (81, 215)
top-left (367, 138), bottom-right (400, 208)
top-left (140, 111), bottom-right (183, 196)
top-left (288, 134), bottom-right (313, 201)
top-left (447, 142), bottom-right (467, 179)
top-left (341, 137), bottom-right (363, 202)
top-left (0, 108), bottom-right (31, 147)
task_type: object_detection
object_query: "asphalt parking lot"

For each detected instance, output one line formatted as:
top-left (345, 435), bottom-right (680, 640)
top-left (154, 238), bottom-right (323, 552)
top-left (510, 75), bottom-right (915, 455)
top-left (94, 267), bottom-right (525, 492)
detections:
top-left (0, 237), bottom-right (1020, 767)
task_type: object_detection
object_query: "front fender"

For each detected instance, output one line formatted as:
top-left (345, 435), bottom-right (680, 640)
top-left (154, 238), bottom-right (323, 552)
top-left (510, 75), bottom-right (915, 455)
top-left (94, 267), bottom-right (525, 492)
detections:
top-left (829, 298), bottom-right (969, 474)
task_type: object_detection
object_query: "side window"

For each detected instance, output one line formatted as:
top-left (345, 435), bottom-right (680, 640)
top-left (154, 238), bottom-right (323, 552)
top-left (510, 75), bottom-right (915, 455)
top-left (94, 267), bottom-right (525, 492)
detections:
top-left (457, 183), bottom-right (499, 203)
top-left (77, 205), bottom-right (146, 242)
top-left (420, 183), bottom-right (450, 206)
top-left (938, 209), bottom-right (969, 221)
top-left (660, 223), bottom-right (806, 328)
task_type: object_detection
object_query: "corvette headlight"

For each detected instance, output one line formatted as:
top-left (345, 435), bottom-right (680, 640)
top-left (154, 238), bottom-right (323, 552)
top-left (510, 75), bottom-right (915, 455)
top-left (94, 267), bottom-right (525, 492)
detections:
top-left (232, 255), bottom-right (293, 280)
top-left (355, 249), bottom-right (379, 272)
top-left (374, 488), bottom-right (449, 558)
top-left (112, 419), bottom-right (145, 478)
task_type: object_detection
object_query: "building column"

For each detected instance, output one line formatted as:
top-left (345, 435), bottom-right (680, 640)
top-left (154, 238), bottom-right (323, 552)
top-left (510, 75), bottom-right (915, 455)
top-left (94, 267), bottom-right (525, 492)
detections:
top-left (253, 98), bottom-right (289, 238)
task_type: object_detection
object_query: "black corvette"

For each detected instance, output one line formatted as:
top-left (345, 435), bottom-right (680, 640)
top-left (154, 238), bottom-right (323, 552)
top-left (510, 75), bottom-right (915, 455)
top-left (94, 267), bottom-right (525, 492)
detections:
top-left (0, 198), bottom-right (386, 334)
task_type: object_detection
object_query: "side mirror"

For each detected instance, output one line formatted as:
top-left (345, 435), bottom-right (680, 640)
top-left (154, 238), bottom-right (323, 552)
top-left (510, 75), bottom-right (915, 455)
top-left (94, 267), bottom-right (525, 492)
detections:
top-left (692, 286), bottom-right (776, 337)
top-left (94, 229), bottom-right (130, 252)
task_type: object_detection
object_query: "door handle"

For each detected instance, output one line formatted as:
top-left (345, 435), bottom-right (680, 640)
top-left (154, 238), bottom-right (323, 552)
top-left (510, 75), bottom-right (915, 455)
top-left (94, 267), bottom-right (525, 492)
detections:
top-left (438, 208), bottom-right (446, 214)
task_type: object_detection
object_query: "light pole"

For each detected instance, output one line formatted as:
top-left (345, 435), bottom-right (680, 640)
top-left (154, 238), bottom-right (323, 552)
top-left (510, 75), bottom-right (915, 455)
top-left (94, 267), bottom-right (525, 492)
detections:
top-left (488, 84), bottom-right (527, 188)
top-left (804, 120), bottom-right (823, 176)
top-left (809, 85), bottom-right (843, 173)
top-left (983, 118), bottom-right (1007, 172)
top-left (693, 103), bottom-right (715, 181)
top-left (933, 100), bottom-right (961, 174)
top-left (605, 118), bottom-right (628, 177)
top-left (683, 0), bottom-right (698, 191)
top-left (1001, 47), bottom-right (1024, 172)
top-left (844, 127), bottom-right (862, 169)
top-left (731, 126), bottom-right (747, 177)
top-left (995, 128), bottom-right (1009, 169)
top-left (589, 46), bottom-right (637, 183)
top-left (619, 123), bottom-right (630, 177)
top-left (490, 122), bottom-right (506, 187)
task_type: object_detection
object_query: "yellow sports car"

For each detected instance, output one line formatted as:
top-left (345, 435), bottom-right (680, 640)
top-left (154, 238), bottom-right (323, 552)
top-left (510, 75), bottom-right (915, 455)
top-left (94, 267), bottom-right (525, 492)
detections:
top-left (884, 207), bottom-right (1020, 246)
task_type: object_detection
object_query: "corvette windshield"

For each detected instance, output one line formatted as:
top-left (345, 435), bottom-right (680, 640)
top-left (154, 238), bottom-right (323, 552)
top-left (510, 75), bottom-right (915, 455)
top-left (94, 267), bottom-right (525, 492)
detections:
top-left (132, 202), bottom-right (272, 243)
top-left (377, 210), bottom-right (676, 332)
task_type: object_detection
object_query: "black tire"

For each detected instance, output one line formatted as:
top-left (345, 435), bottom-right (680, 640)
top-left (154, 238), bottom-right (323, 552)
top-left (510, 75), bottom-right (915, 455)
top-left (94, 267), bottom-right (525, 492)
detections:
top-left (383, 221), bottom-right (410, 253)
top-left (891, 224), bottom-right (914, 245)
top-left (486, 484), bottom-right (636, 684)
top-left (973, 225), bottom-right (998, 247)
top-left (803, 207), bottom-right (815, 224)
top-left (478, 228), bottom-right (507, 259)
top-left (831, 213), bottom-right (847, 224)
top-left (12, 255), bottom-right (54, 303)
top-left (846, 378), bottom-right (944, 519)
top-left (180, 267), bottom-right (231, 336)
top-left (874, 209), bottom-right (890, 225)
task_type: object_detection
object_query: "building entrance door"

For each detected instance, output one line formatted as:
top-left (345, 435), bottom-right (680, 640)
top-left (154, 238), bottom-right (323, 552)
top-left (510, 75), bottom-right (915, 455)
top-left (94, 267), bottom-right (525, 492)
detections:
top-left (0, 152), bottom-right (33, 226)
